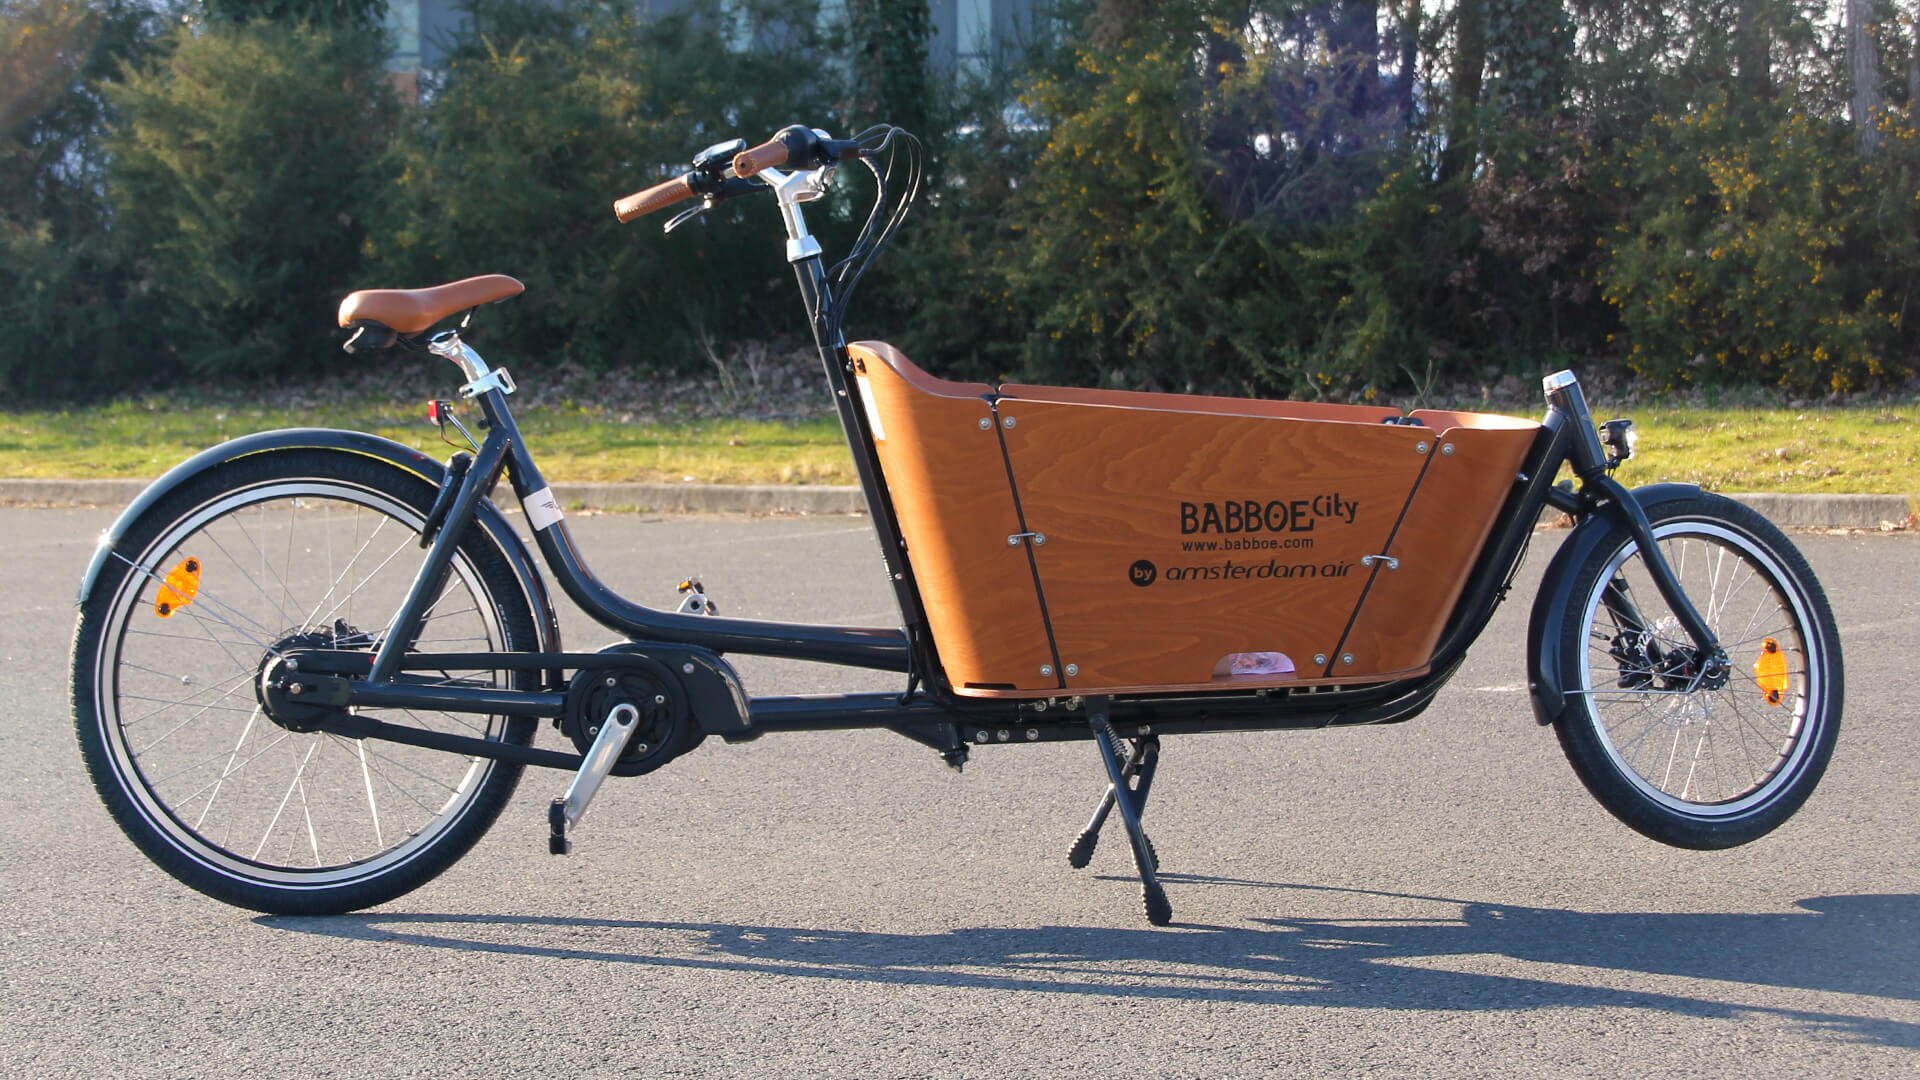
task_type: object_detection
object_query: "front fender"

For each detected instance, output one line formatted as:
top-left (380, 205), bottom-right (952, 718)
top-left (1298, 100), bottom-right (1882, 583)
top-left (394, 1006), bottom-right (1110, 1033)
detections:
top-left (74, 428), bottom-right (561, 655)
top-left (1526, 482), bottom-right (1701, 725)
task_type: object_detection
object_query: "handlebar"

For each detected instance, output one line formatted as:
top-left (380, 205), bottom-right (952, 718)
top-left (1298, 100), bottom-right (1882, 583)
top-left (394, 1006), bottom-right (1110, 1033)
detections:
top-left (732, 127), bottom-right (812, 179)
top-left (612, 126), bottom-right (876, 223)
top-left (613, 174), bottom-right (697, 223)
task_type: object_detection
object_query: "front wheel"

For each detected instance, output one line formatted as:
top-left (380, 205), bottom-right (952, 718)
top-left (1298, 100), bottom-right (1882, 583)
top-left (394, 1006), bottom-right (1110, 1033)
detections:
top-left (1552, 493), bottom-right (1842, 849)
top-left (72, 448), bottom-right (539, 914)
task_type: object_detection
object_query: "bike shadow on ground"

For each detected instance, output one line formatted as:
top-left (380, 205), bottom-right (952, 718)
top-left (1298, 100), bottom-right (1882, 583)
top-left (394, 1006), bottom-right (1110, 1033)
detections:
top-left (264, 883), bottom-right (1920, 1048)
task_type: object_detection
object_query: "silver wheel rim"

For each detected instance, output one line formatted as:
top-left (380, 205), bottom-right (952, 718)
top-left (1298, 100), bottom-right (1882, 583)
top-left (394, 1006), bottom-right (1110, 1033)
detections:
top-left (93, 479), bottom-right (512, 890)
top-left (1576, 520), bottom-right (1821, 818)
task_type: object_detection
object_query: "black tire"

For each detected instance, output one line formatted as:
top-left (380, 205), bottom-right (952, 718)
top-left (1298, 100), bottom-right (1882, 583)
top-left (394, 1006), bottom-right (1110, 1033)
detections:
top-left (1552, 492), bottom-right (1842, 849)
top-left (72, 448), bottom-right (538, 914)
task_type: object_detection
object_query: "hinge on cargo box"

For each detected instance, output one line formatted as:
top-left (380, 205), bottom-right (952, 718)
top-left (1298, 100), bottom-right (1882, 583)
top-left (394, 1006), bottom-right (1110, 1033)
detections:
top-left (1007, 531), bottom-right (1046, 547)
top-left (1360, 553), bottom-right (1400, 570)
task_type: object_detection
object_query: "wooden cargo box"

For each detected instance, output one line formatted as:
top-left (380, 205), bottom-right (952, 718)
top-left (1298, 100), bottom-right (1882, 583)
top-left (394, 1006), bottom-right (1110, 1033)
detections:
top-left (850, 342), bottom-right (1542, 699)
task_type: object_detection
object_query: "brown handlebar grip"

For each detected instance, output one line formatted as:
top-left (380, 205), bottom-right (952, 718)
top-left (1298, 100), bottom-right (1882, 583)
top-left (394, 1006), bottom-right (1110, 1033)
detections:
top-left (732, 134), bottom-right (795, 179)
top-left (613, 174), bottom-right (696, 223)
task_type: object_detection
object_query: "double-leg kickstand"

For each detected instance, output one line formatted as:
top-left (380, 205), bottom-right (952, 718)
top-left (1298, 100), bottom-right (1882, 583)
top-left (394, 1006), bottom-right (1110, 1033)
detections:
top-left (1074, 698), bottom-right (1172, 925)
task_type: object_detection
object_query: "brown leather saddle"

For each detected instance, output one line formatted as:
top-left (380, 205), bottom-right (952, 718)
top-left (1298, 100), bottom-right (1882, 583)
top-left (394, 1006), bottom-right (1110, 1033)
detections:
top-left (336, 274), bottom-right (524, 349)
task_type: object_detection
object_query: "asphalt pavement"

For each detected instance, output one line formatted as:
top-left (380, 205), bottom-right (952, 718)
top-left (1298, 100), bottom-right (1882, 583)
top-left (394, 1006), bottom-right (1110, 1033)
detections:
top-left (2, 507), bottom-right (1915, 1077)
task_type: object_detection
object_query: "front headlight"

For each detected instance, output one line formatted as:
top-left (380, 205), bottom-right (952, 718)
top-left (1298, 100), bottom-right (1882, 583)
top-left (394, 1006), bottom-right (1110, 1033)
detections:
top-left (1600, 418), bottom-right (1637, 467)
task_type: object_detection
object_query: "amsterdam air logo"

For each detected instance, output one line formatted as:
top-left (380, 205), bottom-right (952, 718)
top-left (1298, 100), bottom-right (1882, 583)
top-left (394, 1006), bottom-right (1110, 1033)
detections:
top-left (1128, 559), bottom-right (1158, 587)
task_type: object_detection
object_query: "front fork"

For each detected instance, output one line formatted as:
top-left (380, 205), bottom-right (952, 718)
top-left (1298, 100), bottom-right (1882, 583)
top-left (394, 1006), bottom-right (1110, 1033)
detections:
top-left (1544, 372), bottom-right (1720, 661)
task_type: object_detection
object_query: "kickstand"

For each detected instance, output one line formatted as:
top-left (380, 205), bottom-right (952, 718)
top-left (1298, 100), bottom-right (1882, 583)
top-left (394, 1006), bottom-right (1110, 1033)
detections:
top-left (1067, 728), bottom-right (1159, 871)
top-left (1084, 699), bottom-right (1172, 926)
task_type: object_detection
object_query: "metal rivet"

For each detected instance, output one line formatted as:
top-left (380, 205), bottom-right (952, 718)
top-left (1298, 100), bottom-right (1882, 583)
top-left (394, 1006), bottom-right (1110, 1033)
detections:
top-left (1441, 442), bottom-right (1456, 456)
top-left (974, 730), bottom-right (989, 743)
top-left (654, 694), bottom-right (666, 705)
top-left (1032, 534), bottom-right (1045, 546)
top-left (1007, 535), bottom-right (1020, 546)
top-left (284, 659), bottom-right (299, 672)
top-left (1065, 663), bottom-right (1079, 677)
top-left (1415, 441), bottom-right (1429, 454)
top-left (681, 663), bottom-right (695, 675)
top-left (587, 726), bottom-right (599, 736)
top-left (288, 683), bottom-right (304, 695)
top-left (1003, 416), bottom-right (1017, 428)
top-left (1342, 653), bottom-right (1355, 665)
top-left (978, 417), bottom-right (991, 430)
top-left (996, 729), bottom-right (1011, 742)
top-left (605, 676), bottom-right (618, 687)
top-left (1026, 728), bottom-right (1039, 741)
top-left (635, 743), bottom-right (649, 754)
top-left (1040, 664), bottom-right (1053, 677)
top-left (1314, 653), bottom-right (1328, 665)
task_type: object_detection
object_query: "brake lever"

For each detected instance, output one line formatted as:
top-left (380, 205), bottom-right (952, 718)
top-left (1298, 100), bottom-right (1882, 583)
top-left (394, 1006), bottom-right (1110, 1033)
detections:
top-left (663, 203), bottom-right (709, 234)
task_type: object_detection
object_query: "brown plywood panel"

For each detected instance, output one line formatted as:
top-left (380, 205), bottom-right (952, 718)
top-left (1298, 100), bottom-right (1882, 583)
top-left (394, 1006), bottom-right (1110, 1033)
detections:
top-left (998, 399), bottom-right (1437, 693)
top-left (1336, 420), bottom-right (1543, 674)
top-left (847, 342), bottom-right (1058, 694)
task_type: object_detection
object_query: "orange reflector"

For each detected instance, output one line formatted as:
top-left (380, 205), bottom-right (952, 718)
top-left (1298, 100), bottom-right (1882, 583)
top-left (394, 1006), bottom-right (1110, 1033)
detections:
top-left (154, 556), bottom-right (201, 618)
top-left (1753, 637), bottom-right (1789, 706)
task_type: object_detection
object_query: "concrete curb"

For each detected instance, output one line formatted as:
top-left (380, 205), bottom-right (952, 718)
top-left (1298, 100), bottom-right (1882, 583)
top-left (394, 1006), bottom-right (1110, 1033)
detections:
top-left (0, 477), bottom-right (1909, 529)
top-left (549, 482), bottom-right (866, 516)
top-left (1721, 492), bottom-right (1914, 531)
top-left (0, 477), bottom-right (871, 516)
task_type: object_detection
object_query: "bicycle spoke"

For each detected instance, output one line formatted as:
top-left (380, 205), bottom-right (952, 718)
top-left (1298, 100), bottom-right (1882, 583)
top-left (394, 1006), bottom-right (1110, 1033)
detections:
top-left (299, 512), bottom-right (392, 631)
top-left (254, 739), bottom-right (319, 861)
top-left (192, 706), bottom-right (262, 831)
top-left (356, 740), bottom-right (386, 849)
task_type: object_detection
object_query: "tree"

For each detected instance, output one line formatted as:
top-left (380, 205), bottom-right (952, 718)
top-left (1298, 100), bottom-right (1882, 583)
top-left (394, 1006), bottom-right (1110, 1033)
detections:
top-left (106, 20), bottom-right (398, 376)
top-left (1735, 0), bottom-right (1772, 100)
top-left (1441, 0), bottom-right (1485, 182)
top-left (0, 0), bottom-right (160, 394)
top-left (1486, 0), bottom-right (1571, 118)
top-left (199, 0), bottom-right (384, 27)
top-left (1395, 0), bottom-right (1420, 127)
top-left (846, 0), bottom-right (930, 134)
top-left (1909, 6), bottom-right (1919, 107)
top-left (1848, 0), bottom-right (1882, 155)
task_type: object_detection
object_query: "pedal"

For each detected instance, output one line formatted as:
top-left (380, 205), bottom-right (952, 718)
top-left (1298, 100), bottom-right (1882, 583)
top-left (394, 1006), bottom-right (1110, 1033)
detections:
top-left (675, 577), bottom-right (717, 615)
top-left (547, 701), bottom-right (638, 853)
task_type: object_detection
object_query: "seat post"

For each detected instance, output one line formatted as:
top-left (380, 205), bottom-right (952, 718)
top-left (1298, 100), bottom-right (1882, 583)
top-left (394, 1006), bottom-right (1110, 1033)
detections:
top-left (428, 331), bottom-right (516, 400)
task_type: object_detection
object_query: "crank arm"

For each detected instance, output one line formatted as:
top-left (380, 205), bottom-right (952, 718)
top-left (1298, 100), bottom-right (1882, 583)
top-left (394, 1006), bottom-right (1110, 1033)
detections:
top-left (549, 702), bottom-right (640, 854)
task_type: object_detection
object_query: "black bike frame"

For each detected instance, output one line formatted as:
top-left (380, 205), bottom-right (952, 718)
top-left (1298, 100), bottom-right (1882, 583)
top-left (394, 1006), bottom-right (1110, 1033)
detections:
top-left (311, 252), bottom-right (1721, 768)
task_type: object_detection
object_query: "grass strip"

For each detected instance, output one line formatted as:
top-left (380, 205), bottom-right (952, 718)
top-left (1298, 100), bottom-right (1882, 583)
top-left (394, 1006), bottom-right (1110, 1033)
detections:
top-left (1, 397), bottom-right (1913, 495)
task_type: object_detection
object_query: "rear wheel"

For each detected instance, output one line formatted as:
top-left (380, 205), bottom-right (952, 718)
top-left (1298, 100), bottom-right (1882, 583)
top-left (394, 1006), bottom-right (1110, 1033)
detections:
top-left (72, 449), bottom-right (538, 914)
top-left (1552, 493), bottom-right (1841, 849)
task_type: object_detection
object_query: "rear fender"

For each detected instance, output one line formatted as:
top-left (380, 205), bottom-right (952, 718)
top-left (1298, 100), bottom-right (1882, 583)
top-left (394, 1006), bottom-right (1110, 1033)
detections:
top-left (1526, 482), bottom-right (1701, 725)
top-left (74, 428), bottom-right (562, 656)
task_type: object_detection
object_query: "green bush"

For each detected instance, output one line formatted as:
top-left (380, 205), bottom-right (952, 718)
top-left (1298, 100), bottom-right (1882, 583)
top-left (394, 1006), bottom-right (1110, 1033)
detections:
top-left (371, 0), bottom-right (846, 374)
top-left (1000, 8), bottom-right (1308, 393)
top-left (1599, 99), bottom-right (1895, 392)
top-left (0, 0), bottom-right (157, 395)
top-left (5, 0), bottom-right (1919, 401)
top-left (103, 17), bottom-right (398, 378)
top-left (992, 3), bottom-right (1454, 397)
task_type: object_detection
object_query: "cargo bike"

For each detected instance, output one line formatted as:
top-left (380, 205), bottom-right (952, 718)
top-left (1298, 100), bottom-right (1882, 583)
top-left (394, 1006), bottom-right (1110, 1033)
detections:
top-left (72, 126), bottom-right (1843, 925)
